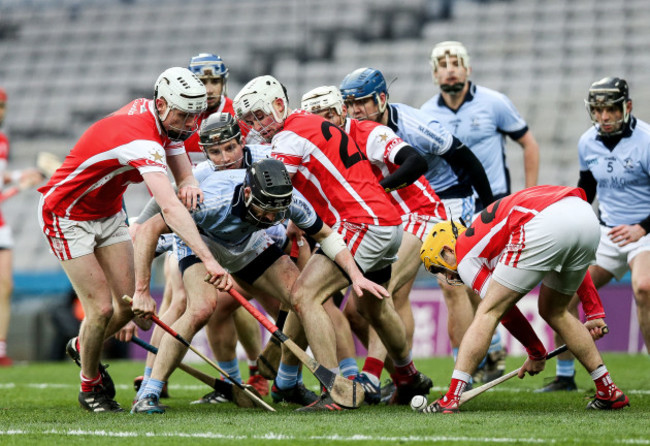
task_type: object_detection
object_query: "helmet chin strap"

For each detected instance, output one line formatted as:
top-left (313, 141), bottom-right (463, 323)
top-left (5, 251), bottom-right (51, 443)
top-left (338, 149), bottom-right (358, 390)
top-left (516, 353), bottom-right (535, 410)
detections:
top-left (441, 82), bottom-right (466, 94)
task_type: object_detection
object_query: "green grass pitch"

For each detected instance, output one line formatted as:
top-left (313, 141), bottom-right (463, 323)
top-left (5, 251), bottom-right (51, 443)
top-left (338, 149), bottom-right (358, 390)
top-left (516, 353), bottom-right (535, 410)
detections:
top-left (0, 353), bottom-right (648, 445)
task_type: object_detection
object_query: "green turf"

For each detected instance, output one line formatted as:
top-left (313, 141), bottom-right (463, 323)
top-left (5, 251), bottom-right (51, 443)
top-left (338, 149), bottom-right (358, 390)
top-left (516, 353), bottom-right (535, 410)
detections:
top-left (0, 353), bottom-right (647, 445)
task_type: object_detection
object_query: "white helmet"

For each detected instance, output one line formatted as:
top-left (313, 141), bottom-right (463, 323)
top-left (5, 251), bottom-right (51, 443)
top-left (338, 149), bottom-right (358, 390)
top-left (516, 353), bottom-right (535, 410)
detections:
top-left (233, 75), bottom-right (288, 124)
top-left (430, 41), bottom-right (471, 72)
top-left (154, 67), bottom-right (207, 120)
top-left (301, 86), bottom-right (344, 116)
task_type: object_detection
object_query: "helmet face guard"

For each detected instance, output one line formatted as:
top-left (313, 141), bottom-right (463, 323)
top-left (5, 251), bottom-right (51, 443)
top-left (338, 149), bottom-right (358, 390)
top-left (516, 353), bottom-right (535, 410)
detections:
top-left (198, 112), bottom-right (243, 169)
top-left (235, 76), bottom-right (288, 119)
top-left (340, 67), bottom-right (388, 120)
top-left (430, 41), bottom-right (470, 94)
top-left (154, 67), bottom-right (207, 141)
top-left (585, 77), bottom-right (630, 136)
top-left (241, 159), bottom-right (293, 229)
top-left (420, 220), bottom-right (466, 285)
top-left (164, 110), bottom-right (202, 142)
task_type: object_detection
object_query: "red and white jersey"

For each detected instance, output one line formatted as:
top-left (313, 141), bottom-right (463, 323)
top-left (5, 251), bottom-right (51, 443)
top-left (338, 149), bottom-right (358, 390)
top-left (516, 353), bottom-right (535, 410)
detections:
top-left (271, 110), bottom-right (401, 227)
top-left (184, 96), bottom-right (238, 165)
top-left (0, 130), bottom-right (9, 227)
top-left (38, 99), bottom-right (171, 221)
top-left (345, 118), bottom-right (446, 220)
top-left (456, 185), bottom-right (587, 293)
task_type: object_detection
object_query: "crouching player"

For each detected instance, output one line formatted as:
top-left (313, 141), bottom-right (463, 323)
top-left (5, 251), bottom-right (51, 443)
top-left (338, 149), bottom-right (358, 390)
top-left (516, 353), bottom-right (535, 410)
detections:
top-left (130, 158), bottom-right (387, 413)
top-left (419, 185), bottom-right (629, 413)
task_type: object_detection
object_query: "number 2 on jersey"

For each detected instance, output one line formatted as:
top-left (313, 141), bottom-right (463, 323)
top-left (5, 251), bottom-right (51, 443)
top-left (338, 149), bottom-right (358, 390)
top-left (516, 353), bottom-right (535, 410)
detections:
top-left (321, 121), bottom-right (367, 169)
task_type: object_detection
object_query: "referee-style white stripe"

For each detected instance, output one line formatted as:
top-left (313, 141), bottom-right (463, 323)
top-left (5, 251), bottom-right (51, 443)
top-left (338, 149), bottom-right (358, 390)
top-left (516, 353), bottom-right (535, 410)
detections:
top-left (1, 429), bottom-right (648, 444)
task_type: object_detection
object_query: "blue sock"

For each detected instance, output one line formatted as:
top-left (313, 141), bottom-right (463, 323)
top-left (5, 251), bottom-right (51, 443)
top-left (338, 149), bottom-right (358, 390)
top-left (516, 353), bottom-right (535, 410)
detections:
top-left (452, 347), bottom-right (459, 363)
top-left (339, 357), bottom-right (359, 379)
top-left (136, 366), bottom-right (154, 399)
top-left (218, 359), bottom-right (242, 384)
top-left (557, 359), bottom-right (575, 378)
top-left (140, 378), bottom-right (165, 400)
top-left (275, 363), bottom-right (300, 390)
top-left (488, 331), bottom-right (503, 354)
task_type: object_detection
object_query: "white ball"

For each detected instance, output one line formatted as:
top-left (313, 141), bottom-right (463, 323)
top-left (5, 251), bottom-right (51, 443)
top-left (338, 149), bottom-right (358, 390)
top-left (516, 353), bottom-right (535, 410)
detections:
top-left (410, 394), bottom-right (427, 412)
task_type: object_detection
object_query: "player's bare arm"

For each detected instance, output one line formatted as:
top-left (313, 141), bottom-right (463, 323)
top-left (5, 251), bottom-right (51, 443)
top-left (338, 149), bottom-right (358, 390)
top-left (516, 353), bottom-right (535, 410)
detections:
top-left (517, 130), bottom-right (540, 188)
top-left (143, 171), bottom-right (232, 290)
top-left (311, 225), bottom-right (389, 300)
top-left (167, 152), bottom-right (203, 210)
top-left (131, 213), bottom-right (168, 319)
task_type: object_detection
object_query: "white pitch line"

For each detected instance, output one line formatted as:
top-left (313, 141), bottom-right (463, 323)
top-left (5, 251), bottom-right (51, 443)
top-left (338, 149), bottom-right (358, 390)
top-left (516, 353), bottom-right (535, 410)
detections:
top-left (0, 429), bottom-right (649, 444)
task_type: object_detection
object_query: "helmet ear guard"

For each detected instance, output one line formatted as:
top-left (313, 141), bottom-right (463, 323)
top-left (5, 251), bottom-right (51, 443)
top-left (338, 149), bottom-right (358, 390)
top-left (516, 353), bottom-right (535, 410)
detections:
top-left (420, 220), bottom-right (466, 283)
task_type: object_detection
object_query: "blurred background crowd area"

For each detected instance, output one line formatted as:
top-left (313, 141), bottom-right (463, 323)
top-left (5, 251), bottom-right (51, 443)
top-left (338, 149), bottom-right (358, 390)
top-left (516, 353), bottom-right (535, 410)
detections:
top-left (0, 0), bottom-right (648, 358)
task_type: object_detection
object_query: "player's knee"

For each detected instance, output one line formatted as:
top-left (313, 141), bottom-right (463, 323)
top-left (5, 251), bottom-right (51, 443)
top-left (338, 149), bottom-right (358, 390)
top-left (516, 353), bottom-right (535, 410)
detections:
top-left (169, 294), bottom-right (187, 317)
top-left (89, 303), bottom-right (114, 323)
top-left (288, 288), bottom-right (312, 315)
top-left (189, 302), bottom-right (218, 329)
top-left (632, 275), bottom-right (650, 302)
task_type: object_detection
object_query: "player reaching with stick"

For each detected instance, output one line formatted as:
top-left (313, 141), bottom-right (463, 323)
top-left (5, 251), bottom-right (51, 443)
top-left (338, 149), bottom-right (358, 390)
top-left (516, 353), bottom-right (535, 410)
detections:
top-left (300, 85), bottom-right (442, 403)
top-left (234, 75), bottom-right (433, 411)
top-left (418, 185), bottom-right (629, 413)
top-left (37, 67), bottom-right (229, 412)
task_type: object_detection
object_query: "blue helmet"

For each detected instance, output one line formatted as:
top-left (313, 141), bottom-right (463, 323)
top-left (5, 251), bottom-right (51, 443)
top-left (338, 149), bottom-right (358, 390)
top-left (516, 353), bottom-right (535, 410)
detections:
top-left (188, 53), bottom-right (229, 94)
top-left (339, 67), bottom-right (388, 113)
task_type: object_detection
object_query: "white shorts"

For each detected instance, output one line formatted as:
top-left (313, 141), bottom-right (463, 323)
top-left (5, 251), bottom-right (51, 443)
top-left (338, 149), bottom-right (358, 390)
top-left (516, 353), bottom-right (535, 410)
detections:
top-left (442, 196), bottom-right (475, 225)
top-left (401, 213), bottom-right (443, 242)
top-left (38, 198), bottom-right (131, 261)
top-left (176, 230), bottom-right (275, 273)
top-left (334, 221), bottom-right (402, 274)
top-left (491, 197), bottom-right (600, 295)
top-left (0, 225), bottom-right (13, 249)
top-left (595, 225), bottom-right (650, 280)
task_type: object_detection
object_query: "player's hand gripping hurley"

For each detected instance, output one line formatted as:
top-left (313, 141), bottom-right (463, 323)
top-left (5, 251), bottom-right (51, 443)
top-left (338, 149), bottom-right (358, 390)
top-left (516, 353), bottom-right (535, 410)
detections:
top-left (122, 296), bottom-right (275, 412)
top-left (130, 336), bottom-right (262, 409)
top-left (222, 286), bottom-right (364, 408)
top-left (459, 326), bottom-right (609, 405)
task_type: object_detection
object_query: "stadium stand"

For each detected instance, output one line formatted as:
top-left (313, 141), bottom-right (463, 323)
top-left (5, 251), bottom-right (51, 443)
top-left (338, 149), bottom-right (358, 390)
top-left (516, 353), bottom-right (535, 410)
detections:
top-left (0, 0), bottom-right (649, 274)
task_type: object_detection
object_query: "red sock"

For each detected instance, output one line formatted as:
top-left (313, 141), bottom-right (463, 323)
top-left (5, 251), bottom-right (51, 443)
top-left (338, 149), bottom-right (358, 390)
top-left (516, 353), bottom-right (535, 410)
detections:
top-left (392, 361), bottom-right (417, 386)
top-left (594, 372), bottom-right (617, 399)
top-left (80, 373), bottom-right (102, 393)
top-left (444, 377), bottom-right (468, 403)
top-left (362, 357), bottom-right (384, 380)
top-left (249, 364), bottom-right (259, 377)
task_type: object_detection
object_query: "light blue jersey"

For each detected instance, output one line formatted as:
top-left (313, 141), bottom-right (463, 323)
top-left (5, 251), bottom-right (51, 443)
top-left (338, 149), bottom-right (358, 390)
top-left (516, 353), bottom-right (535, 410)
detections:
top-left (193, 144), bottom-right (270, 182)
top-left (578, 117), bottom-right (650, 226)
top-left (385, 103), bottom-right (460, 194)
top-left (421, 83), bottom-right (528, 196)
top-left (175, 168), bottom-right (319, 258)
